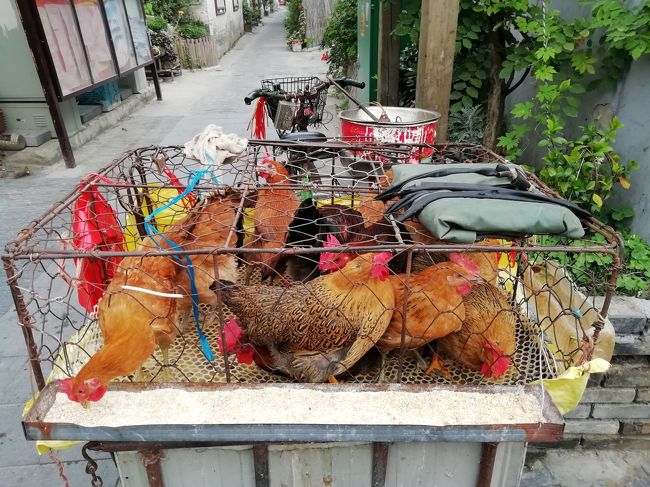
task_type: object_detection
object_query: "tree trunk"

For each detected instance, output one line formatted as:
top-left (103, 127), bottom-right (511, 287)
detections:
top-left (378, 0), bottom-right (401, 106)
top-left (415, 0), bottom-right (461, 142)
top-left (482, 23), bottom-right (506, 150)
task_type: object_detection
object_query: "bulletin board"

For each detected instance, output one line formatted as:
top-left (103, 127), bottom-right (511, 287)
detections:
top-left (34, 0), bottom-right (153, 99)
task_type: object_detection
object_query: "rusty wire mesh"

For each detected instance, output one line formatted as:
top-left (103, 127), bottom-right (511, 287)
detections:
top-left (2, 141), bottom-right (621, 393)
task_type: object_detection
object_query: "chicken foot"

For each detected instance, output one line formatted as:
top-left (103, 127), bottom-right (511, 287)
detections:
top-left (375, 349), bottom-right (429, 383)
top-left (425, 352), bottom-right (452, 379)
top-left (374, 351), bottom-right (389, 383)
top-left (132, 367), bottom-right (151, 383)
top-left (411, 349), bottom-right (431, 371)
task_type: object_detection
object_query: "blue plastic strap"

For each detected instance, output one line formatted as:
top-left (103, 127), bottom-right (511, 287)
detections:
top-left (144, 169), bottom-right (215, 361)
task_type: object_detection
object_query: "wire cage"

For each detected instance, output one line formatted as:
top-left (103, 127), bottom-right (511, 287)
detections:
top-left (260, 76), bottom-right (328, 127)
top-left (4, 141), bottom-right (620, 401)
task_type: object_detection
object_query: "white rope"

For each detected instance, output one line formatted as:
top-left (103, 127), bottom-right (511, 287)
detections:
top-left (121, 285), bottom-right (184, 299)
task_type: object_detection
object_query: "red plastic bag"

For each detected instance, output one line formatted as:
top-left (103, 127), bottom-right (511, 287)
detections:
top-left (72, 179), bottom-right (124, 313)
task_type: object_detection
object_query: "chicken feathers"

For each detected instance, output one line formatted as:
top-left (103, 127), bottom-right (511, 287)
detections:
top-left (215, 253), bottom-right (395, 382)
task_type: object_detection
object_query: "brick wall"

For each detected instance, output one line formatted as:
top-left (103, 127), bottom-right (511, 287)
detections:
top-left (560, 296), bottom-right (650, 449)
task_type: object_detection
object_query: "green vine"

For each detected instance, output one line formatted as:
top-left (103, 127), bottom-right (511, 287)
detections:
top-left (146, 0), bottom-right (190, 24)
top-left (495, 1), bottom-right (642, 217)
top-left (321, 0), bottom-right (357, 76)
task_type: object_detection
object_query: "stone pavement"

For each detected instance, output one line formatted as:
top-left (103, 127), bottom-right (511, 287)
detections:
top-left (521, 449), bottom-right (650, 487)
top-left (0, 8), bottom-right (333, 486)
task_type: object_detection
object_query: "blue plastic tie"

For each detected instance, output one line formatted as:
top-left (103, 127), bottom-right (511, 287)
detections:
top-left (144, 169), bottom-right (215, 361)
top-left (570, 307), bottom-right (584, 319)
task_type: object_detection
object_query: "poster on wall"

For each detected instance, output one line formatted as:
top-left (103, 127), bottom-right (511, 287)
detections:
top-left (103, 0), bottom-right (137, 73)
top-left (34, 0), bottom-right (153, 99)
top-left (124, 0), bottom-right (152, 64)
top-left (73, 0), bottom-right (117, 83)
top-left (36, 0), bottom-right (92, 97)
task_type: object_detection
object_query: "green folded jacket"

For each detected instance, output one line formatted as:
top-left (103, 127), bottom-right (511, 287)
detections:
top-left (416, 197), bottom-right (585, 243)
top-left (382, 162), bottom-right (587, 243)
top-left (390, 162), bottom-right (530, 192)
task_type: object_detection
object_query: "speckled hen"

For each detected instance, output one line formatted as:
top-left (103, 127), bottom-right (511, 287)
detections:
top-left (213, 252), bottom-right (395, 382)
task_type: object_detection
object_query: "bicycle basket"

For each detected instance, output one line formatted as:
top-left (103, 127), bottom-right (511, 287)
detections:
top-left (261, 76), bottom-right (327, 126)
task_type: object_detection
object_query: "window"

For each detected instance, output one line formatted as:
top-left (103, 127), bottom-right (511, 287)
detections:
top-left (215, 0), bottom-right (226, 15)
top-left (232, 0), bottom-right (239, 12)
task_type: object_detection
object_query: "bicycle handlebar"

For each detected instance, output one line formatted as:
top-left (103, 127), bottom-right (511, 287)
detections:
top-left (243, 77), bottom-right (365, 105)
top-left (338, 77), bottom-right (365, 89)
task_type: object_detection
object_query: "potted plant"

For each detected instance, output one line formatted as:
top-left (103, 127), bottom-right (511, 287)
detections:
top-left (290, 37), bottom-right (302, 52)
top-left (243, 3), bottom-right (259, 32)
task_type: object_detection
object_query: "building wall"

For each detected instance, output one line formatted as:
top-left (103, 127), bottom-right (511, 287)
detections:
top-left (505, 0), bottom-right (650, 240)
top-left (190, 0), bottom-right (244, 60)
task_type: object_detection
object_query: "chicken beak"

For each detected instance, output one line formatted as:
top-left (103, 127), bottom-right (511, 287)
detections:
top-left (80, 400), bottom-right (90, 410)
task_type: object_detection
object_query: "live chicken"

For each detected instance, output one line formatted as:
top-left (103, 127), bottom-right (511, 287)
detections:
top-left (434, 283), bottom-right (517, 378)
top-left (60, 190), bottom-right (240, 407)
top-left (213, 252), bottom-right (395, 382)
top-left (243, 158), bottom-right (300, 280)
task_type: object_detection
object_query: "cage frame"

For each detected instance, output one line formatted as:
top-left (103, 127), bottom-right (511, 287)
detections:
top-left (3, 141), bottom-right (623, 394)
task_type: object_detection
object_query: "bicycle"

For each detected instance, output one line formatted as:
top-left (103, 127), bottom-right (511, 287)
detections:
top-left (244, 76), bottom-right (365, 140)
top-left (244, 76), bottom-right (368, 183)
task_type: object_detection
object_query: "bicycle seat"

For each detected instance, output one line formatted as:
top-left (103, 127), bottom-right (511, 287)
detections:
top-left (280, 131), bottom-right (328, 142)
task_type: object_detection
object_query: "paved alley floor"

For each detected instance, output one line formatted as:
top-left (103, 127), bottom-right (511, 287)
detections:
top-left (0, 8), bottom-right (333, 485)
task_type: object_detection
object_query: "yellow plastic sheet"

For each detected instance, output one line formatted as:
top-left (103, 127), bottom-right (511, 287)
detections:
top-left (124, 186), bottom-right (191, 250)
top-left (533, 358), bottom-right (610, 415)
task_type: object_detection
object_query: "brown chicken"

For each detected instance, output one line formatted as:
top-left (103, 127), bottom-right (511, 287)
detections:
top-left (319, 248), bottom-right (514, 379)
top-left (376, 260), bottom-right (474, 353)
top-left (60, 191), bottom-right (240, 407)
top-left (434, 283), bottom-right (517, 379)
top-left (214, 252), bottom-right (395, 382)
top-left (400, 221), bottom-right (501, 283)
top-left (244, 158), bottom-right (300, 280)
top-left (351, 169), bottom-right (394, 227)
top-left (318, 250), bottom-right (478, 371)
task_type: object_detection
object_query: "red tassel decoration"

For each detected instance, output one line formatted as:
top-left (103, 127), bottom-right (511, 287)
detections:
top-left (247, 96), bottom-right (268, 139)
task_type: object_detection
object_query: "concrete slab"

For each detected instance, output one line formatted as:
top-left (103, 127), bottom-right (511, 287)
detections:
top-left (0, 458), bottom-right (119, 487)
top-left (0, 311), bottom-right (27, 360)
top-left (536, 449), bottom-right (650, 487)
top-left (520, 459), bottom-right (559, 487)
top-left (0, 357), bottom-right (32, 405)
top-left (0, 403), bottom-right (44, 468)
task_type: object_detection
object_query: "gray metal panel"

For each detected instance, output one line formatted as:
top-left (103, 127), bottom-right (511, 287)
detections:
top-left (160, 445), bottom-right (256, 487)
top-left (113, 441), bottom-right (529, 487)
top-left (385, 442), bottom-right (483, 487)
top-left (268, 443), bottom-right (372, 487)
top-left (490, 442), bottom-right (527, 487)
top-left (0, 0), bottom-right (45, 100)
top-left (115, 451), bottom-right (151, 487)
top-left (116, 446), bottom-right (256, 487)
